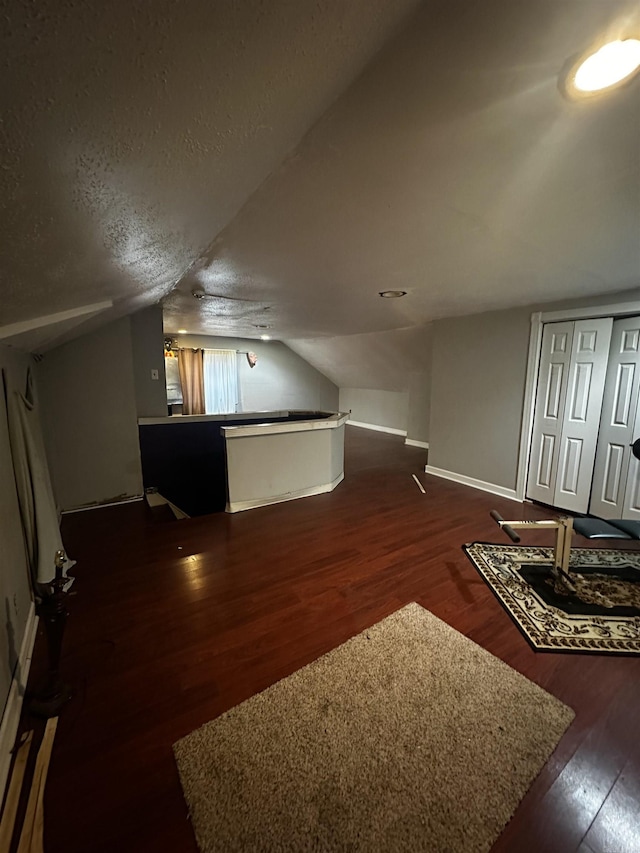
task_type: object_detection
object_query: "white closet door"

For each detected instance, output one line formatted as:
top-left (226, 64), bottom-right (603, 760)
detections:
top-left (553, 317), bottom-right (612, 513)
top-left (527, 318), bottom-right (612, 512)
top-left (590, 317), bottom-right (640, 519)
top-left (527, 322), bottom-right (574, 506)
top-left (622, 399), bottom-right (640, 519)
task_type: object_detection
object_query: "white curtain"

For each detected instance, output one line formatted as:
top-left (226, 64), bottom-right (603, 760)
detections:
top-left (203, 349), bottom-right (238, 414)
top-left (4, 367), bottom-right (74, 591)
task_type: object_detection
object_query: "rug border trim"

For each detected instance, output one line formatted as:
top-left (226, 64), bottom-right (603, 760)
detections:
top-left (462, 542), bottom-right (640, 657)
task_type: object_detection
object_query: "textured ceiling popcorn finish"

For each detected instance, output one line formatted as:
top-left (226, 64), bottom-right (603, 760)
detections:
top-left (1, 0), bottom-right (639, 388)
top-left (0, 0), bottom-right (421, 341)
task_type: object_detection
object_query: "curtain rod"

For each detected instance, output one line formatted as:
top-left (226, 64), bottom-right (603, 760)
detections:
top-left (168, 346), bottom-right (250, 355)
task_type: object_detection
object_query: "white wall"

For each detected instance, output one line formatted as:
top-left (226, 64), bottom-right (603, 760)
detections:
top-left (130, 305), bottom-right (167, 418)
top-left (225, 422), bottom-right (345, 511)
top-left (288, 326), bottom-right (431, 439)
top-left (407, 367), bottom-right (430, 444)
top-left (0, 346), bottom-right (36, 722)
top-left (430, 308), bottom-right (531, 488)
top-left (340, 388), bottom-right (408, 432)
top-left (171, 334), bottom-right (339, 412)
top-left (37, 318), bottom-right (143, 510)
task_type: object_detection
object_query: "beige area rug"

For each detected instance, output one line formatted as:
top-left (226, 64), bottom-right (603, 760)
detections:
top-left (174, 603), bottom-right (574, 852)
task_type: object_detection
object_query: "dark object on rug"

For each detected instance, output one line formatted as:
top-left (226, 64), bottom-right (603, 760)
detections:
top-left (174, 603), bottom-right (573, 853)
top-left (464, 542), bottom-right (640, 654)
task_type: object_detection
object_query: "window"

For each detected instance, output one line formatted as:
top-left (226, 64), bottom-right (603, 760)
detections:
top-left (203, 349), bottom-right (239, 414)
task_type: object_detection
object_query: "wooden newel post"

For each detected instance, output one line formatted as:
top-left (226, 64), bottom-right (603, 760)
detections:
top-left (28, 550), bottom-right (73, 718)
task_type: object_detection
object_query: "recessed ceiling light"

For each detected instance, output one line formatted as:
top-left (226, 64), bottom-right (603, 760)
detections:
top-left (177, 329), bottom-right (188, 334)
top-left (254, 324), bottom-right (271, 329)
top-left (564, 39), bottom-right (640, 98)
top-left (379, 290), bottom-right (407, 298)
top-left (260, 334), bottom-right (271, 340)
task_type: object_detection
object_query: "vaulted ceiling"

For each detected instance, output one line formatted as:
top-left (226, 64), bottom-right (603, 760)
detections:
top-left (1, 1), bottom-right (639, 385)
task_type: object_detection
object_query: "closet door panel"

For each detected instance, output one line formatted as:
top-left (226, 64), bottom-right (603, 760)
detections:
top-left (621, 360), bottom-right (640, 520)
top-left (590, 317), bottom-right (640, 519)
top-left (553, 317), bottom-right (613, 512)
top-left (623, 459), bottom-right (640, 516)
top-left (553, 318), bottom-right (612, 513)
top-left (527, 322), bottom-right (574, 505)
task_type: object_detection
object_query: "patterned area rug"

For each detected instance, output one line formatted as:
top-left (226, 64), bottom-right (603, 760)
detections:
top-left (464, 543), bottom-right (640, 654)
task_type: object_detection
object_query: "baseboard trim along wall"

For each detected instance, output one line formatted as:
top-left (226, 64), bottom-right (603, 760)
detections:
top-left (405, 439), bottom-right (429, 449)
top-left (347, 420), bottom-right (407, 437)
top-left (0, 602), bottom-right (38, 803)
top-left (226, 472), bottom-right (345, 513)
top-left (424, 465), bottom-right (519, 502)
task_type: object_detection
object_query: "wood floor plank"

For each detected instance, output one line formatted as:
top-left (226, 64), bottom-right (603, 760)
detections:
top-left (580, 755), bottom-right (640, 852)
top-left (15, 427), bottom-right (640, 853)
top-left (0, 732), bottom-right (32, 853)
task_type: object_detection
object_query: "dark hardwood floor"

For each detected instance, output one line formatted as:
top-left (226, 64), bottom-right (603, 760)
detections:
top-left (13, 426), bottom-right (640, 852)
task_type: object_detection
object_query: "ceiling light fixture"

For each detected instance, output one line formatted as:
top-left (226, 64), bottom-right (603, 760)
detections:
top-left (379, 290), bottom-right (407, 298)
top-left (563, 38), bottom-right (640, 99)
top-left (254, 324), bottom-right (271, 329)
top-left (260, 334), bottom-right (271, 341)
top-left (177, 329), bottom-right (188, 334)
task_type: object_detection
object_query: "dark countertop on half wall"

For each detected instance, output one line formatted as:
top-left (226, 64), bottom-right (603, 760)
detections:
top-left (138, 411), bottom-right (346, 516)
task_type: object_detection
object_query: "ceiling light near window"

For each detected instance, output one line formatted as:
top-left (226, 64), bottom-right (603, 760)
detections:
top-left (379, 290), bottom-right (407, 298)
top-left (566, 39), bottom-right (640, 97)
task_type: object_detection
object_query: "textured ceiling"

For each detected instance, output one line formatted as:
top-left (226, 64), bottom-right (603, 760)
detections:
top-left (287, 327), bottom-right (432, 392)
top-left (166, 0), bottom-right (640, 344)
top-left (0, 0), bottom-right (420, 346)
top-left (1, 0), bottom-right (639, 390)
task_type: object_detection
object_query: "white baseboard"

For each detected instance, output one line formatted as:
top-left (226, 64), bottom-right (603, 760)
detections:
top-left (424, 465), bottom-right (519, 502)
top-left (405, 439), bottom-right (429, 449)
top-left (62, 494), bottom-right (143, 514)
top-left (347, 420), bottom-right (407, 437)
top-left (0, 602), bottom-right (38, 803)
top-left (226, 472), bottom-right (345, 513)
